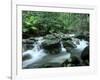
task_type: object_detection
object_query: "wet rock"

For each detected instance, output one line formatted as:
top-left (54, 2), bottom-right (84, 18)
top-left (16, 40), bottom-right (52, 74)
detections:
top-left (40, 63), bottom-right (62, 68)
top-left (63, 40), bottom-right (76, 49)
top-left (62, 56), bottom-right (81, 67)
top-left (22, 39), bottom-right (35, 44)
top-left (29, 37), bottom-right (37, 41)
top-left (57, 33), bottom-right (73, 41)
top-left (69, 56), bottom-right (81, 66)
top-left (80, 46), bottom-right (89, 65)
top-left (22, 39), bottom-right (35, 52)
top-left (62, 37), bottom-right (72, 41)
top-left (42, 39), bottom-right (61, 54)
top-left (75, 34), bottom-right (89, 41)
top-left (60, 33), bottom-right (73, 41)
top-left (22, 54), bottom-right (32, 61)
top-left (44, 34), bottom-right (57, 40)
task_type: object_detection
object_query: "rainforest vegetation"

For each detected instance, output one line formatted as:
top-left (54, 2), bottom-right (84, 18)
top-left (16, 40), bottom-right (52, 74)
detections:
top-left (22, 11), bottom-right (89, 38)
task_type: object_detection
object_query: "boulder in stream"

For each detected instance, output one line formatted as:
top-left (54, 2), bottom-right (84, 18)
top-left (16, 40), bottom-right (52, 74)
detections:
top-left (62, 56), bottom-right (81, 67)
top-left (80, 46), bottom-right (89, 65)
top-left (63, 40), bottom-right (76, 51)
top-left (22, 39), bottom-right (35, 52)
top-left (22, 54), bottom-right (32, 61)
top-left (75, 34), bottom-right (89, 41)
top-left (42, 39), bottom-right (61, 54)
top-left (44, 34), bottom-right (57, 40)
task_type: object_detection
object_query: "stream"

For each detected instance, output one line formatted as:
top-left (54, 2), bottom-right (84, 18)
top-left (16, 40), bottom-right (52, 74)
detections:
top-left (22, 35), bottom-right (88, 69)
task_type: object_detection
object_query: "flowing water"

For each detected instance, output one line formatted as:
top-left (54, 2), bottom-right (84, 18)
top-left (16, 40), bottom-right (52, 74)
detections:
top-left (71, 38), bottom-right (88, 57)
top-left (72, 38), bottom-right (88, 51)
top-left (22, 37), bottom-right (47, 68)
top-left (60, 41), bottom-right (67, 53)
top-left (22, 36), bottom-right (88, 68)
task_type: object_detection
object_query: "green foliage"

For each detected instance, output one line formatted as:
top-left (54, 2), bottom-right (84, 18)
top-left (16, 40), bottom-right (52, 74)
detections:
top-left (22, 11), bottom-right (89, 38)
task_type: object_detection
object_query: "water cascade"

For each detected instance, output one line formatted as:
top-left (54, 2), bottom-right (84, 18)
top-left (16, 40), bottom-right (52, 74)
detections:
top-left (22, 37), bottom-right (47, 68)
top-left (60, 41), bottom-right (67, 53)
top-left (22, 36), bottom-right (88, 68)
top-left (71, 38), bottom-right (88, 57)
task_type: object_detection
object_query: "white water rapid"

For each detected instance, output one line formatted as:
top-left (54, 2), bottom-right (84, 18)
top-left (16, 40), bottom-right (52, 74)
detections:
top-left (71, 38), bottom-right (88, 57)
top-left (22, 36), bottom-right (88, 68)
top-left (22, 37), bottom-right (47, 68)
